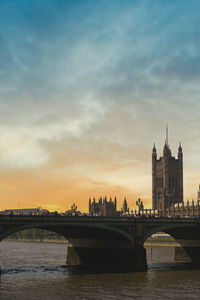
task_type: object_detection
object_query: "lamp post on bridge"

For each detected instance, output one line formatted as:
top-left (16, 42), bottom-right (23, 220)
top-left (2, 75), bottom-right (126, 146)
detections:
top-left (136, 198), bottom-right (144, 216)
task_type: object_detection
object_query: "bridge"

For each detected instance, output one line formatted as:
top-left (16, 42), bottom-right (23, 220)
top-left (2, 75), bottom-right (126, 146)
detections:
top-left (1, 215), bottom-right (200, 271)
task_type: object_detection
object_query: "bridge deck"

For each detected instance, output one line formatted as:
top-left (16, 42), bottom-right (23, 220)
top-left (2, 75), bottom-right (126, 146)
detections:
top-left (0, 215), bottom-right (200, 225)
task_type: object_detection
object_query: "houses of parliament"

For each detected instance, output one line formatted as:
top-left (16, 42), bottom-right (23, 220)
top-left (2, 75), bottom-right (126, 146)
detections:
top-left (88, 128), bottom-right (200, 217)
top-left (152, 128), bottom-right (200, 217)
top-left (152, 131), bottom-right (183, 213)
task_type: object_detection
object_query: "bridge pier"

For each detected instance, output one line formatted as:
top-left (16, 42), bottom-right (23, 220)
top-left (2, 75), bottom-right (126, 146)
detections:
top-left (66, 245), bottom-right (147, 271)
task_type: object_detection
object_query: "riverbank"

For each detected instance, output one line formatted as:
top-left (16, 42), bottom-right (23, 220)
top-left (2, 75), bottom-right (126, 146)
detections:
top-left (5, 228), bottom-right (180, 246)
top-left (5, 236), bottom-right (179, 246)
top-left (5, 238), bottom-right (69, 244)
top-left (4, 228), bottom-right (67, 244)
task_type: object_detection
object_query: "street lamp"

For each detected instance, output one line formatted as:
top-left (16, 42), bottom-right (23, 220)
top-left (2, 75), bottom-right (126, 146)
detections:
top-left (136, 198), bottom-right (144, 216)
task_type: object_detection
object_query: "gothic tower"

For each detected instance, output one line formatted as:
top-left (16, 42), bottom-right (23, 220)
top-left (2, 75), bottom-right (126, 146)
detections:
top-left (152, 129), bottom-right (183, 214)
top-left (197, 185), bottom-right (200, 202)
top-left (152, 143), bottom-right (157, 210)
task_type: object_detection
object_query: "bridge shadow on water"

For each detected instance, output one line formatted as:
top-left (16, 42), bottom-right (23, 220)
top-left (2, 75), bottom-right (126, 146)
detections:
top-left (148, 261), bottom-right (200, 273)
top-left (2, 261), bottom-right (200, 277)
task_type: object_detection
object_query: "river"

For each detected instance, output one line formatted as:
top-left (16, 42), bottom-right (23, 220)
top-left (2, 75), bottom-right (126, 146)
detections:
top-left (1, 241), bottom-right (200, 299)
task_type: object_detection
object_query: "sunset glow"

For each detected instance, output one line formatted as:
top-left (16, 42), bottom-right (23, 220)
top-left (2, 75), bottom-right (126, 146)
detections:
top-left (0, 0), bottom-right (200, 212)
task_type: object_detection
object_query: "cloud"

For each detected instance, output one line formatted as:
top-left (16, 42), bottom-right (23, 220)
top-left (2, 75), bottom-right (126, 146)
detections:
top-left (0, 0), bottom-right (200, 210)
top-left (152, 55), bottom-right (200, 82)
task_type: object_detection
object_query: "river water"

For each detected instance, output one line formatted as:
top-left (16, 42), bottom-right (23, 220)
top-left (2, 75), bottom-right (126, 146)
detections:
top-left (1, 241), bottom-right (200, 299)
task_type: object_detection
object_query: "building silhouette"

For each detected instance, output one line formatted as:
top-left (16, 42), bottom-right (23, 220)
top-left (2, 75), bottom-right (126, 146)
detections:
top-left (89, 196), bottom-right (118, 216)
top-left (0, 207), bottom-right (48, 215)
top-left (198, 185), bottom-right (200, 202)
top-left (152, 129), bottom-right (183, 215)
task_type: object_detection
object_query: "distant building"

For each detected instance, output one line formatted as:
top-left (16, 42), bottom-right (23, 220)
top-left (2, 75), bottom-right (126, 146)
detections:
top-left (89, 196), bottom-right (118, 216)
top-left (152, 129), bottom-right (183, 215)
top-left (0, 207), bottom-right (48, 215)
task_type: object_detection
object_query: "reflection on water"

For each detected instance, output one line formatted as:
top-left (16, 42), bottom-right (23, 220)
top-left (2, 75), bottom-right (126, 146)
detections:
top-left (1, 241), bottom-right (200, 299)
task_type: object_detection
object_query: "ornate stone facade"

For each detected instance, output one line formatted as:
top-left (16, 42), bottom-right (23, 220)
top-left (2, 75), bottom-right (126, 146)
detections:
top-left (89, 196), bottom-right (118, 216)
top-left (152, 140), bottom-right (183, 215)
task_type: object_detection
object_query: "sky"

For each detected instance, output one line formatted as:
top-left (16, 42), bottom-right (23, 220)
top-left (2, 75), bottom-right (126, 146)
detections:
top-left (0, 0), bottom-right (200, 212)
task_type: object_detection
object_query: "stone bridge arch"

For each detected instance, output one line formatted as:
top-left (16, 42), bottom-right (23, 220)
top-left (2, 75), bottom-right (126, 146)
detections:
top-left (0, 220), bottom-right (134, 246)
top-left (143, 223), bottom-right (200, 242)
top-left (0, 223), bottom-right (67, 242)
top-left (143, 222), bottom-right (200, 263)
top-left (0, 217), bottom-right (146, 271)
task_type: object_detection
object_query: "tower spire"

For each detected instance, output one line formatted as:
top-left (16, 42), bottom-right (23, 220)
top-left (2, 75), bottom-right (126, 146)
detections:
top-left (166, 123), bottom-right (168, 146)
